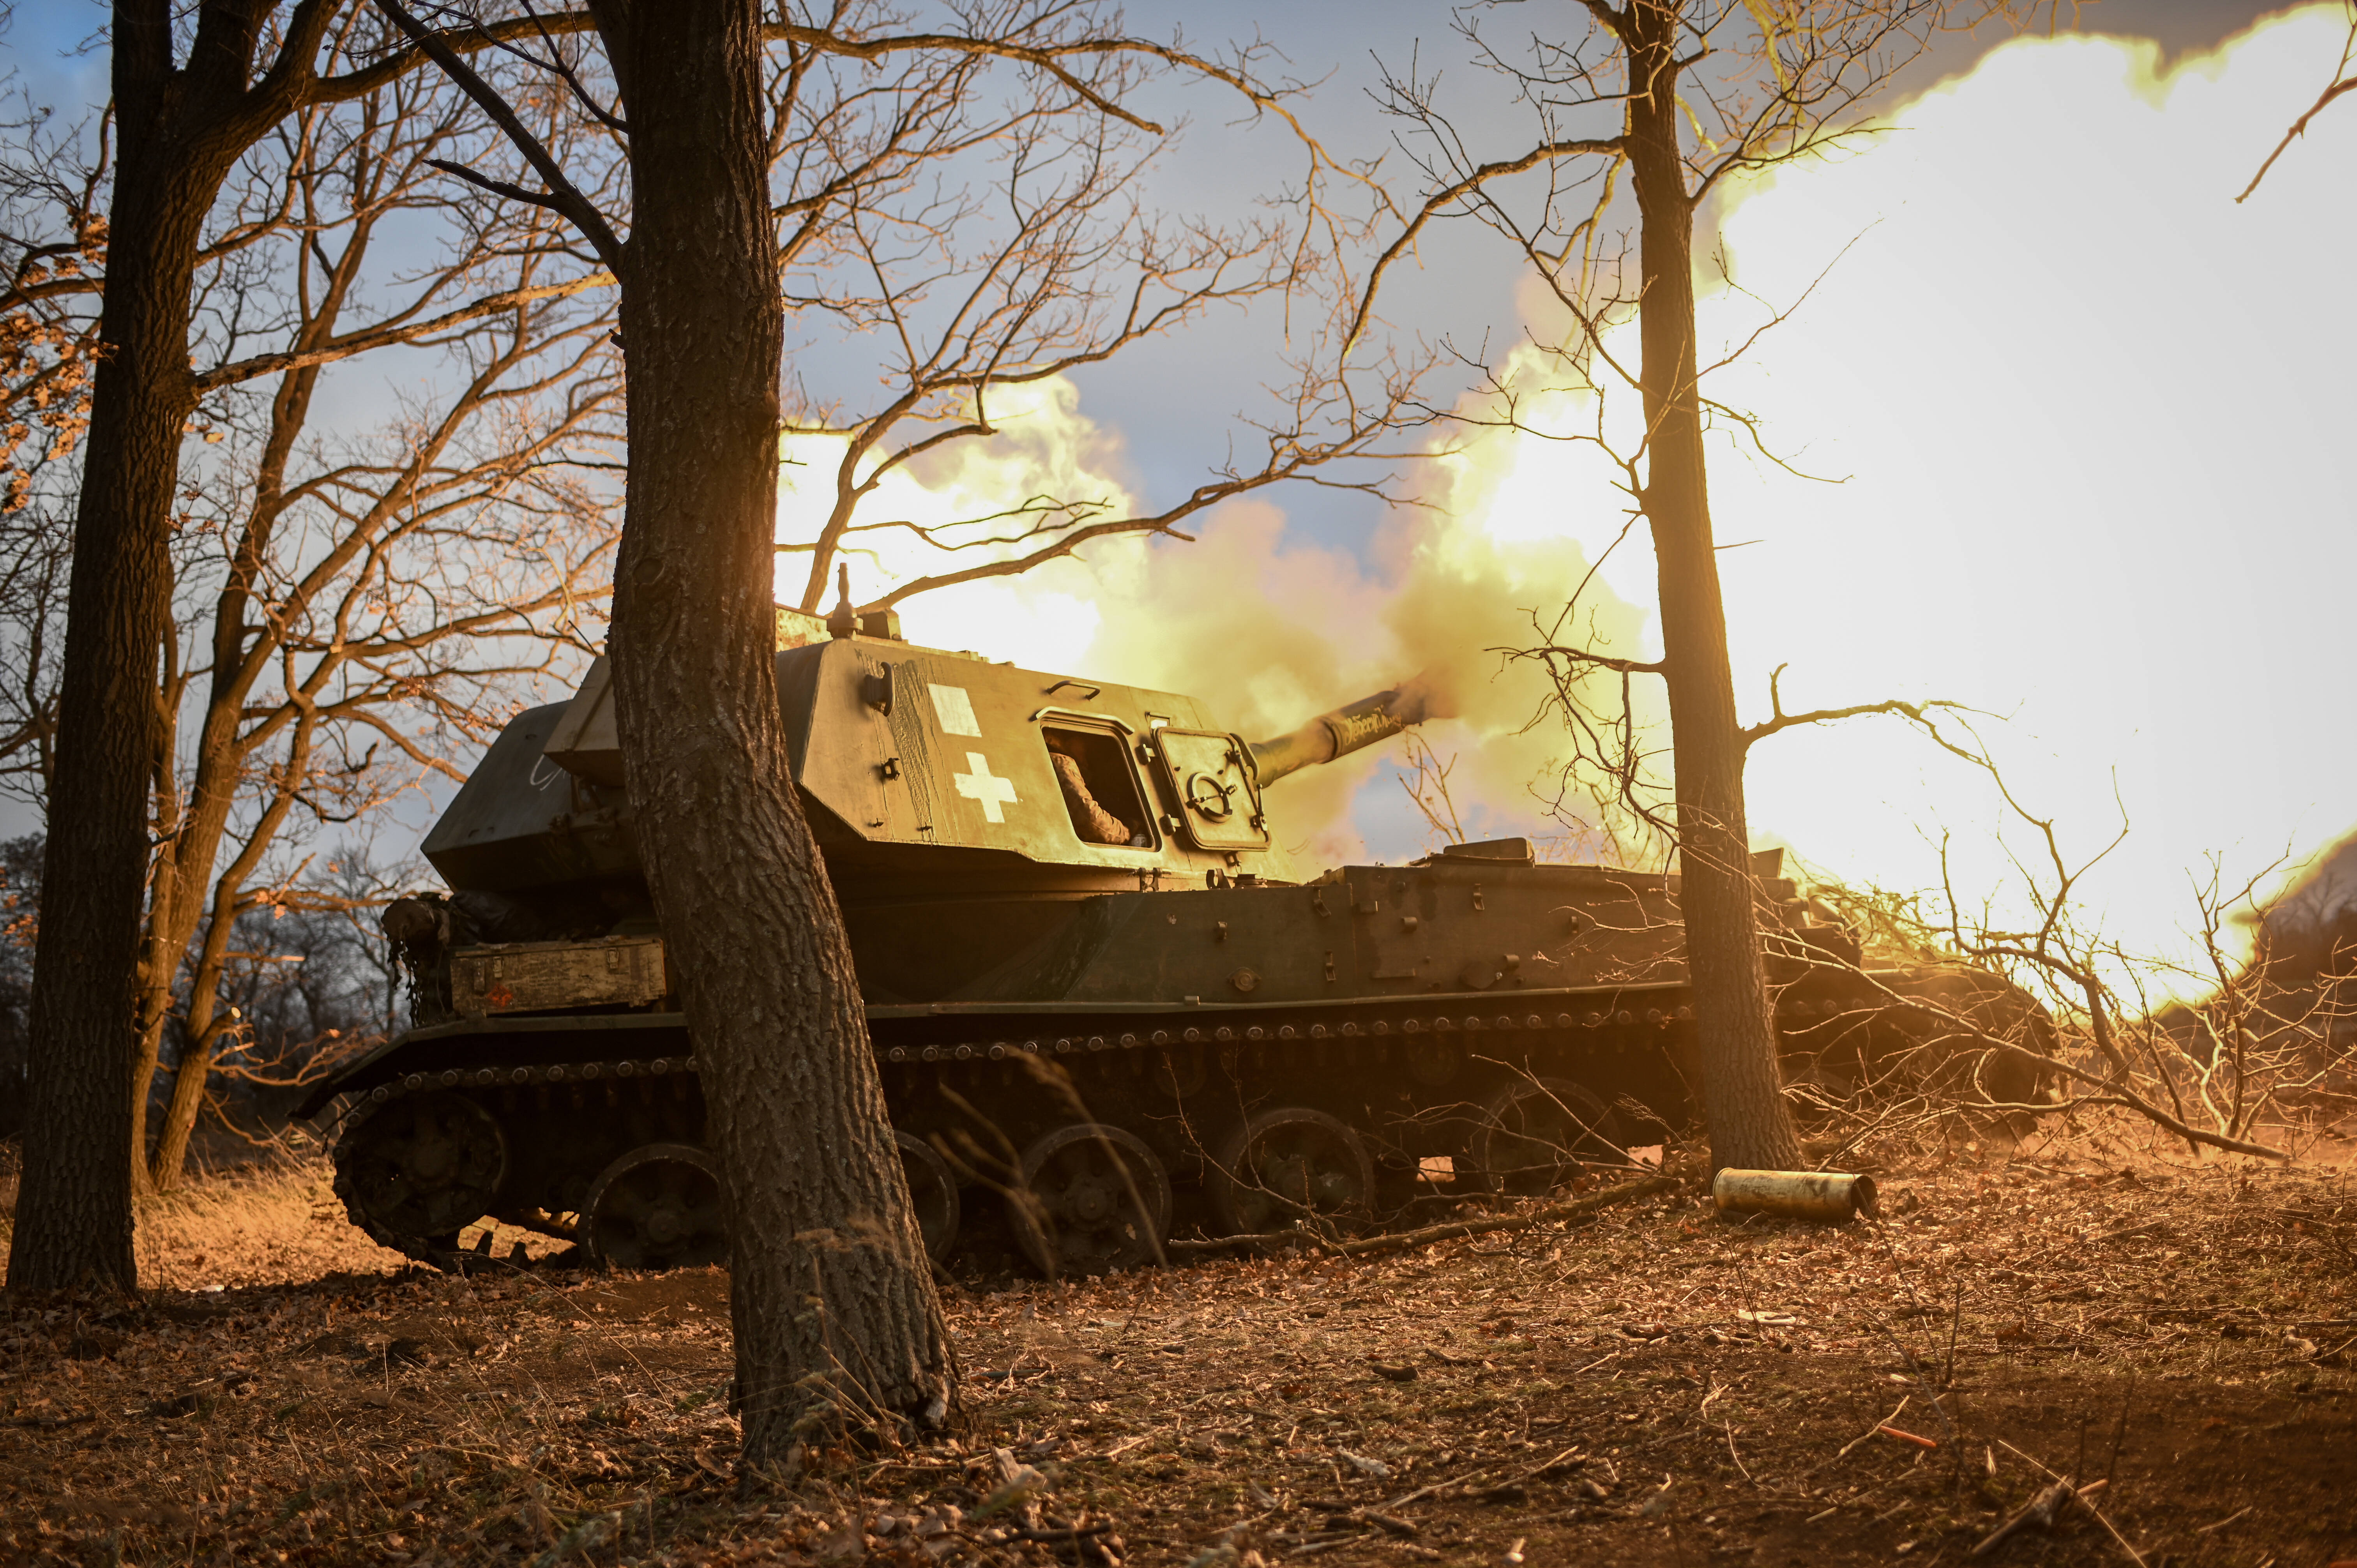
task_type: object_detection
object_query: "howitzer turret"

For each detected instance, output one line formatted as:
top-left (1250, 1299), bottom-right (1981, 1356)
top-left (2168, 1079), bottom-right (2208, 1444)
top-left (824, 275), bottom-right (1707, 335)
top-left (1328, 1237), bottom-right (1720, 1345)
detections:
top-left (309, 610), bottom-right (2053, 1276)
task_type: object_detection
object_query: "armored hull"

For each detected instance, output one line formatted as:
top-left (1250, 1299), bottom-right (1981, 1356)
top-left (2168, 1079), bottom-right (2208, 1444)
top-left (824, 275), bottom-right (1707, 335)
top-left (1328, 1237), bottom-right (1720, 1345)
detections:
top-left (307, 615), bottom-right (2046, 1274)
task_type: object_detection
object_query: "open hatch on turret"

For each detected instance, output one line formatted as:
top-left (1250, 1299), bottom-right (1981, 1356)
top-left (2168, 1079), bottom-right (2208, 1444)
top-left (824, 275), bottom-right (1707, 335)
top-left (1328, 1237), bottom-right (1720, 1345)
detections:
top-left (1041, 723), bottom-right (1153, 847)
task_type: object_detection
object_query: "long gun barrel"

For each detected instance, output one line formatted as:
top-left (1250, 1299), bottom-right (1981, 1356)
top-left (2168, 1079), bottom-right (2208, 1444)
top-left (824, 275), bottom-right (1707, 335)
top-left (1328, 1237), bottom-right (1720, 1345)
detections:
top-left (1246, 675), bottom-right (1448, 786)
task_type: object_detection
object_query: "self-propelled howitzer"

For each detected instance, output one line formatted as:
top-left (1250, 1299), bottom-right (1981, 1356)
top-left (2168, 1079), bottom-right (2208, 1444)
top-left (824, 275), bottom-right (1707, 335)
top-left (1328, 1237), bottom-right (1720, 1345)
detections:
top-left (306, 612), bottom-right (2048, 1274)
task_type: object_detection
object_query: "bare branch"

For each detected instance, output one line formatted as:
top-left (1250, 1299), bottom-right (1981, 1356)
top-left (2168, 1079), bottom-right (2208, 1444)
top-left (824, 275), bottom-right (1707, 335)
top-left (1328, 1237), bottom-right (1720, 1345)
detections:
top-left (1344, 134), bottom-right (1624, 352)
top-left (1739, 662), bottom-right (1981, 752)
top-left (372, 0), bottom-right (628, 274)
top-left (2237, 5), bottom-right (2357, 202)
top-left (195, 268), bottom-right (614, 391)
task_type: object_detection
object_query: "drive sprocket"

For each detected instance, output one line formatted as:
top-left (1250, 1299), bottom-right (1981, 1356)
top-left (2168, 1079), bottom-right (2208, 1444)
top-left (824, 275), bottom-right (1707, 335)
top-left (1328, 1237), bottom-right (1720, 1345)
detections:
top-left (330, 1091), bottom-right (507, 1270)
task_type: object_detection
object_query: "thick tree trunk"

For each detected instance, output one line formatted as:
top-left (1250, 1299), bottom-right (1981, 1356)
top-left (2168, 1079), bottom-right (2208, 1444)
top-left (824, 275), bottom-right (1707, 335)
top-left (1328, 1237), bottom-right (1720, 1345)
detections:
top-left (6, 28), bottom-right (237, 1289)
top-left (1622, 0), bottom-right (1802, 1175)
top-left (592, 0), bottom-right (958, 1462)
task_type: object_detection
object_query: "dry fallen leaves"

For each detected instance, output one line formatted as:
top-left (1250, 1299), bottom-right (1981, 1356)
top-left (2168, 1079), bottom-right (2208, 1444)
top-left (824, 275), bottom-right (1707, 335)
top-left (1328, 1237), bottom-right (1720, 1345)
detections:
top-left (0, 1114), bottom-right (2352, 1565)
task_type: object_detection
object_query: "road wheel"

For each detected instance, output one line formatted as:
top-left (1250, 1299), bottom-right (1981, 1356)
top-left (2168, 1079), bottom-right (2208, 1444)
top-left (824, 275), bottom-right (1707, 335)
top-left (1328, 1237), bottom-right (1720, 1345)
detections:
top-left (1007, 1123), bottom-right (1171, 1277)
top-left (1469, 1078), bottom-right (1621, 1195)
top-left (335, 1091), bottom-right (507, 1260)
top-left (1209, 1107), bottom-right (1376, 1237)
top-left (894, 1130), bottom-right (962, 1263)
top-left (583, 1143), bottom-right (728, 1271)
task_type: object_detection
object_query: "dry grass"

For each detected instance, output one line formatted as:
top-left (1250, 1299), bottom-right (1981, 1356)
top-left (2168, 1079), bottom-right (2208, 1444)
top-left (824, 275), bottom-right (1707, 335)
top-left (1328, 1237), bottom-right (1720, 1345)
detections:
top-left (132, 1162), bottom-right (414, 1291)
top-left (2, 1113), bottom-right (2355, 1567)
top-left (0, 1155), bottom-right (413, 1292)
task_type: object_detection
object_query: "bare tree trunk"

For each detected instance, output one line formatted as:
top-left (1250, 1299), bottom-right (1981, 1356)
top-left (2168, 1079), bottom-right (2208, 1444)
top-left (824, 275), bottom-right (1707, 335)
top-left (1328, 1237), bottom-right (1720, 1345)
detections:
top-left (127, 719), bottom-right (186, 1192)
top-left (147, 708), bottom-right (316, 1186)
top-left (150, 1010), bottom-right (226, 1188)
top-left (133, 637), bottom-right (262, 1190)
top-left (1624, 0), bottom-right (1801, 1175)
top-left (7, 5), bottom-right (245, 1292)
top-left (590, 0), bottom-right (958, 1460)
top-left (138, 320), bottom-right (333, 1191)
top-left (11, 0), bottom-right (610, 1285)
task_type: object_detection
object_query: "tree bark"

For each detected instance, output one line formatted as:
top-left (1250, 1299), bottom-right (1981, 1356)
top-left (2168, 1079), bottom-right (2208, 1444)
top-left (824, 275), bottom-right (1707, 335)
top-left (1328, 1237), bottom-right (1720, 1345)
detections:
top-left (6, 0), bottom-right (265, 1293)
top-left (11, 0), bottom-right (606, 1283)
top-left (137, 274), bottom-right (342, 1192)
top-left (147, 716), bottom-right (315, 1188)
top-left (590, 0), bottom-right (958, 1461)
top-left (1622, 0), bottom-right (1802, 1175)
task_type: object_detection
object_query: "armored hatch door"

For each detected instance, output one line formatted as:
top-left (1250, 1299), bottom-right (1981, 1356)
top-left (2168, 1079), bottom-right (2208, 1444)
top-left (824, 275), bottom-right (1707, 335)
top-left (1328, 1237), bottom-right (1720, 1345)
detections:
top-left (1150, 729), bottom-right (1269, 851)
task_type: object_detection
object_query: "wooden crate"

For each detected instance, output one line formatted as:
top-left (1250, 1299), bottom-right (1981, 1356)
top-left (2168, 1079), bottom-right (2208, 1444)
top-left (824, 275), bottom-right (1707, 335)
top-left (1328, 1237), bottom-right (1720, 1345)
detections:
top-left (449, 936), bottom-right (668, 1017)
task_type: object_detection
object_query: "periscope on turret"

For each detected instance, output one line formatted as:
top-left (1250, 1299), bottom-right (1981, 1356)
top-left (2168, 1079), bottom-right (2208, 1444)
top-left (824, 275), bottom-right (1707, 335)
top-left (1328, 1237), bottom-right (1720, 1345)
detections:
top-left (306, 605), bottom-right (2055, 1276)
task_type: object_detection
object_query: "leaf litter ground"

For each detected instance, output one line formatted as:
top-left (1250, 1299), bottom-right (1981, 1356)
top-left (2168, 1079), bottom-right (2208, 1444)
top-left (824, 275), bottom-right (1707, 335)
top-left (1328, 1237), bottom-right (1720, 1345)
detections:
top-left (4, 1127), bottom-right (2355, 1568)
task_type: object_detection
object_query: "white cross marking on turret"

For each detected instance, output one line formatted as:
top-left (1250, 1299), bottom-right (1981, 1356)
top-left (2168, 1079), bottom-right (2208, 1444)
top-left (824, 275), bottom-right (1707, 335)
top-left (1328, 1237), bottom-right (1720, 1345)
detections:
top-left (953, 752), bottom-right (1018, 823)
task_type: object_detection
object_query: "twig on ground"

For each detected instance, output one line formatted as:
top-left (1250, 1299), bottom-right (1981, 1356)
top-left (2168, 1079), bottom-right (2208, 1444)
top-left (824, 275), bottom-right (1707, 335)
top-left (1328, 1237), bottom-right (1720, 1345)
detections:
top-left (1304, 1501), bottom-right (1420, 1537)
top-left (2193, 1504), bottom-right (2251, 1535)
top-left (1332, 1176), bottom-right (1680, 1258)
top-left (2073, 1485), bottom-right (2147, 1568)
top-left (1972, 1478), bottom-right (2074, 1557)
top-left (1835, 1397), bottom-right (1911, 1461)
top-left (1724, 1421), bottom-right (1754, 1481)
top-left (1870, 1317), bottom-right (1962, 1455)
top-left (2103, 1375), bottom-right (2134, 1484)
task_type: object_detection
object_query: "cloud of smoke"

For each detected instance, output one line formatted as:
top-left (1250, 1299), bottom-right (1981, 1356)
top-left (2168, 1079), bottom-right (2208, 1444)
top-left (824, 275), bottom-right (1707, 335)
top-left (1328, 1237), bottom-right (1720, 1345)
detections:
top-left (776, 380), bottom-right (1660, 875)
top-left (774, 4), bottom-right (2357, 967)
top-left (773, 376), bottom-right (1134, 673)
top-left (1634, 7), bottom-right (2356, 974)
top-left (1081, 504), bottom-right (1657, 867)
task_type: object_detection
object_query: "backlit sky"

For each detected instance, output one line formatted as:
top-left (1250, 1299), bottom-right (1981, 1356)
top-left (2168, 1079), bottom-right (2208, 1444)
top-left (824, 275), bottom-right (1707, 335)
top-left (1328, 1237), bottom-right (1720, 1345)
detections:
top-left (8, 0), bottom-right (2349, 978)
top-left (782, 0), bottom-right (2356, 978)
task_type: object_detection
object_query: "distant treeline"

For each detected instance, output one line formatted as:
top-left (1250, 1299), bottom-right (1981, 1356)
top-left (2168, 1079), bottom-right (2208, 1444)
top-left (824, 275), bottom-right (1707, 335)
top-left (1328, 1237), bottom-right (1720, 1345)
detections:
top-left (0, 834), bottom-right (397, 1152)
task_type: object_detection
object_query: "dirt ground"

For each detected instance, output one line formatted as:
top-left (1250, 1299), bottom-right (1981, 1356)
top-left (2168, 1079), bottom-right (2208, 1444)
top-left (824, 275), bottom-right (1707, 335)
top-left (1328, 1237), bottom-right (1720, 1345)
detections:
top-left (4, 1125), bottom-right (2355, 1568)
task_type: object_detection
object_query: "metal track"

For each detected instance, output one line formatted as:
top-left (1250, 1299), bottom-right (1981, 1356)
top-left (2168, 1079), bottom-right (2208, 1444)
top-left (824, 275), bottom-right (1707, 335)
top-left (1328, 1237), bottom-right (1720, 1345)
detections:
top-left (345, 1052), bottom-right (699, 1109)
top-left (326, 987), bottom-right (1880, 1110)
top-left (329, 1059), bottom-right (700, 1271)
top-left (872, 998), bottom-right (1699, 1064)
top-left (329, 1099), bottom-right (484, 1273)
top-left (322, 988), bottom-right (1880, 1270)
